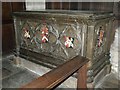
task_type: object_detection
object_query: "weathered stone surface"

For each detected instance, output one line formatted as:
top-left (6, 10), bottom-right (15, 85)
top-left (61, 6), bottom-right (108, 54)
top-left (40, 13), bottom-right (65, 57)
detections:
top-left (13, 10), bottom-right (115, 86)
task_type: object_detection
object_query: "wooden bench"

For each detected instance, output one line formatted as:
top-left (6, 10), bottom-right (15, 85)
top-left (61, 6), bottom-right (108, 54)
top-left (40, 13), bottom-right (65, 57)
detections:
top-left (20, 55), bottom-right (89, 90)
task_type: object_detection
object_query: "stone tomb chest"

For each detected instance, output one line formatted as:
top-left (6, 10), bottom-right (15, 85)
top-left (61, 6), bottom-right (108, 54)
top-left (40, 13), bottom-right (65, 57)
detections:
top-left (13, 10), bottom-right (114, 86)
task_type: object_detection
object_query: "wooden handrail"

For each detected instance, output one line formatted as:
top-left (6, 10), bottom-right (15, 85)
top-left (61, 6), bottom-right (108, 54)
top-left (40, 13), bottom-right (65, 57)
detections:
top-left (20, 55), bottom-right (89, 89)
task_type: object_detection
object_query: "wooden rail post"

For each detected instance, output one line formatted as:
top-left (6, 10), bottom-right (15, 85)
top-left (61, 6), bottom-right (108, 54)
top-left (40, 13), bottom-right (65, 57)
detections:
top-left (77, 63), bottom-right (87, 90)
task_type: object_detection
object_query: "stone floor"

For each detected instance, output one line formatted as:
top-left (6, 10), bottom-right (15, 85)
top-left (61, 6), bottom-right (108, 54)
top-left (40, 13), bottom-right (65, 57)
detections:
top-left (2, 56), bottom-right (39, 88)
top-left (1, 55), bottom-right (120, 89)
top-left (95, 73), bottom-right (120, 89)
top-left (2, 55), bottom-right (77, 89)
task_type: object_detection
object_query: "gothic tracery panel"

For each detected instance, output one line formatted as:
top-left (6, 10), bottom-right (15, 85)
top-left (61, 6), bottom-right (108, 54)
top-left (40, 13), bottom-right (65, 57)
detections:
top-left (19, 18), bottom-right (82, 60)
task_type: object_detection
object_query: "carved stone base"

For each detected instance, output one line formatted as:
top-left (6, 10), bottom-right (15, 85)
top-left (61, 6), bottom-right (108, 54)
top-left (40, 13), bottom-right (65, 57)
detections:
top-left (13, 56), bottom-right (21, 66)
top-left (87, 64), bottom-right (111, 88)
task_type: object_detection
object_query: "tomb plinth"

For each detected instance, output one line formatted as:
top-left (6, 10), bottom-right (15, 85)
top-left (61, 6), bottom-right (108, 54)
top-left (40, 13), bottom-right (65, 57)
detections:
top-left (13, 10), bottom-right (115, 87)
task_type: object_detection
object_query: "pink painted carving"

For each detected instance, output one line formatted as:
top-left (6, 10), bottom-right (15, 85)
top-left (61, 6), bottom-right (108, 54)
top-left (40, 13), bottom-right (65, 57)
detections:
top-left (23, 28), bottom-right (30, 39)
top-left (64, 36), bottom-right (74, 48)
top-left (41, 25), bottom-right (49, 43)
top-left (98, 27), bottom-right (104, 47)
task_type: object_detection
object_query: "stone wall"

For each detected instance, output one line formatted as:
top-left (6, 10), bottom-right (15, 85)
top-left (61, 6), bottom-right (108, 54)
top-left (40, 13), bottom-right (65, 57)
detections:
top-left (25, 0), bottom-right (45, 11)
top-left (110, 23), bottom-right (120, 80)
